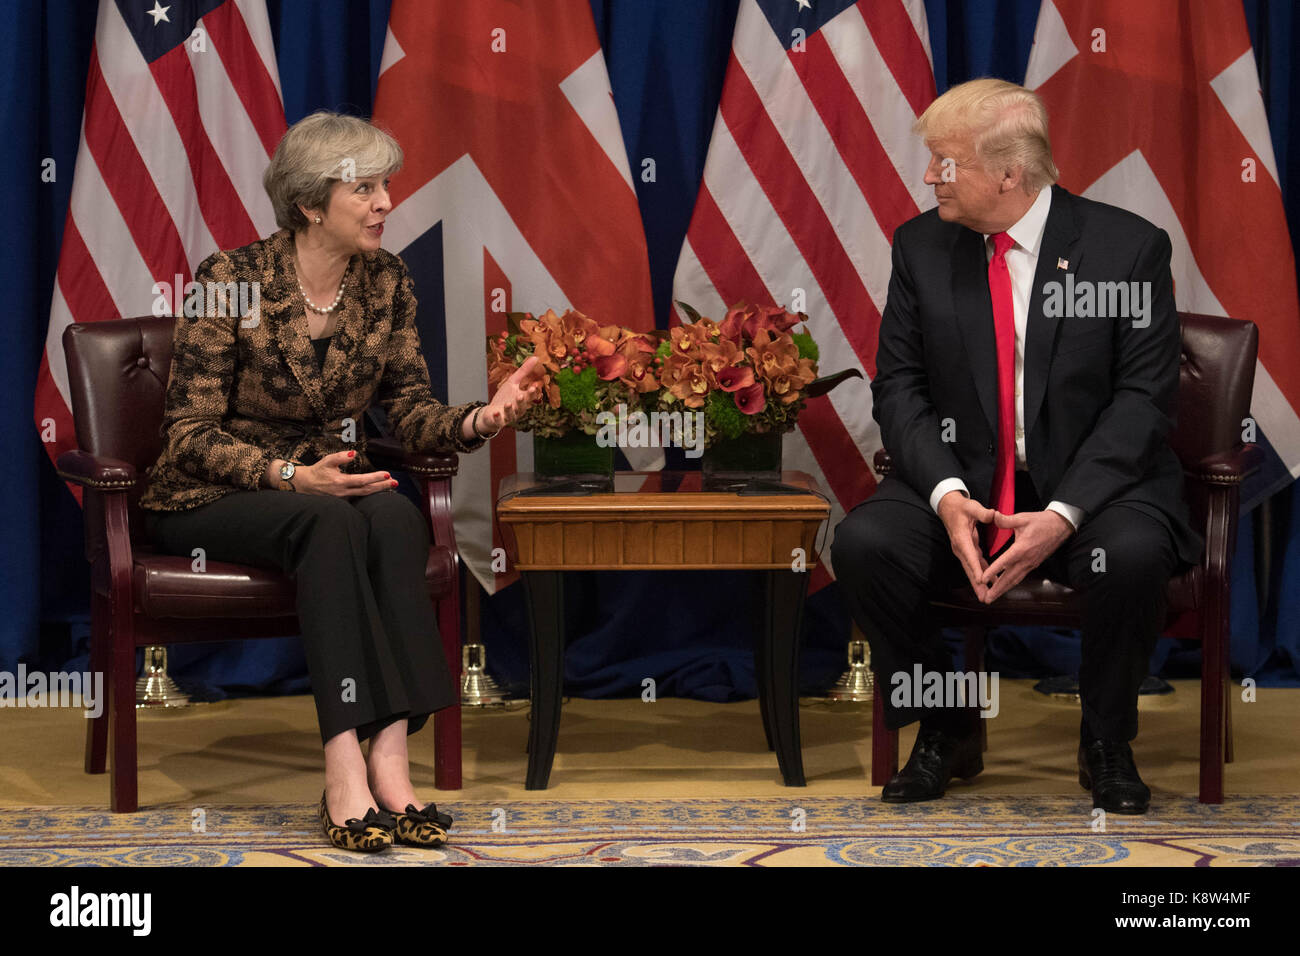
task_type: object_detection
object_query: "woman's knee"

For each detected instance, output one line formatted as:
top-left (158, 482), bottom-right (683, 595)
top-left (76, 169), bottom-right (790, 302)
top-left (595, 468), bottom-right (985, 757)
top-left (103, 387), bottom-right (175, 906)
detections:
top-left (295, 493), bottom-right (370, 541)
top-left (359, 491), bottom-right (429, 552)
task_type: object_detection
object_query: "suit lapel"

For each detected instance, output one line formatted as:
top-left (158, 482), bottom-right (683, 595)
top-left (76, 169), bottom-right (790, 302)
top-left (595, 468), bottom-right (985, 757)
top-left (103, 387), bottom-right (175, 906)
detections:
top-left (1023, 185), bottom-right (1083, 441)
top-left (952, 226), bottom-right (999, 435)
top-left (262, 229), bottom-right (366, 422)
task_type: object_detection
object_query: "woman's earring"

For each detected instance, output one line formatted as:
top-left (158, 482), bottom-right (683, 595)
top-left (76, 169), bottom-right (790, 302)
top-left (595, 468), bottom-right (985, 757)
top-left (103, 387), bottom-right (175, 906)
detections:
top-left (314, 216), bottom-right (322, 224)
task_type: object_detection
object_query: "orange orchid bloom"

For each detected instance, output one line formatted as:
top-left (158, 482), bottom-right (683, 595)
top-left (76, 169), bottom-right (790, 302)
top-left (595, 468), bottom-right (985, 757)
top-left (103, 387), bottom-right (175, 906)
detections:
top-left (745, 327), bottom-right (799, 382)
top-left (661, 352), bottom-right (710, 407)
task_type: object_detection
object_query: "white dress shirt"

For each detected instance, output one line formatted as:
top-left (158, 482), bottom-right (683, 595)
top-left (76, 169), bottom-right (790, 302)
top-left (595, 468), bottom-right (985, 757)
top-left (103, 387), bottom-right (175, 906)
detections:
top-left (928, 187), bottom-right (1085, 531)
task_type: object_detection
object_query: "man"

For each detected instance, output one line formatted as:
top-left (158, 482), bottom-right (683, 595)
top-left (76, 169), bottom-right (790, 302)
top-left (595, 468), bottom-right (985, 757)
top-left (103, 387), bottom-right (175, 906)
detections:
top-left (831, 78), bottom-right (1201, 814)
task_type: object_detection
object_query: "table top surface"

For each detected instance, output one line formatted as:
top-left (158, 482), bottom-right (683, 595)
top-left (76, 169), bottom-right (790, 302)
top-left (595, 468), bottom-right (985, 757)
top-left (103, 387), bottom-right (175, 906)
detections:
top-left (498, 470), bottom-right (826, 506)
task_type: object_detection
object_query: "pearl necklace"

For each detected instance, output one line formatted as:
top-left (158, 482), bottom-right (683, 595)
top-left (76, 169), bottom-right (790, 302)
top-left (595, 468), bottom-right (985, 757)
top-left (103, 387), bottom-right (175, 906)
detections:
top-left (298, 276), bottom-right (346, 314)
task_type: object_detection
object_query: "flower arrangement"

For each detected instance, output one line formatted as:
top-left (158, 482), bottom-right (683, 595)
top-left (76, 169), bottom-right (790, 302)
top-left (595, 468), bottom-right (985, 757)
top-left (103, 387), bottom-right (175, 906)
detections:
top-left (487, 308), bottom-right (663, 438)
top-left (486, 301), bottom-right (827, 448)
top-left (662, 301), bottom-right (819, 446)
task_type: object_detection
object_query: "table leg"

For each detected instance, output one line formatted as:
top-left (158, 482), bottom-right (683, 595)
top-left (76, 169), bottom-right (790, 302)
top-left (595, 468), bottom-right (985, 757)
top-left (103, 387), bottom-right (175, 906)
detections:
top-left (522, 570), bottom-right (565, 789)
top-left (753, 598), bottom-right (776, 751)
top-left (758, 569), bottom-right (808, 786)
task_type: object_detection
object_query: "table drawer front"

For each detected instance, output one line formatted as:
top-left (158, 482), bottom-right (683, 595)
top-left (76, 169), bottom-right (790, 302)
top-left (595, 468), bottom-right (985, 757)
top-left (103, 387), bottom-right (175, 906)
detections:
top-left (502, 517), bottom-right (824, 569)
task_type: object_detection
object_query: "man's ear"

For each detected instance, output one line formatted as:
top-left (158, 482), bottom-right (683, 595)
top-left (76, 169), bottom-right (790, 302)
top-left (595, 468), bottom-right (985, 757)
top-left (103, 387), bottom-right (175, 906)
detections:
top-left (999, 165), bottom-right (1024, 194)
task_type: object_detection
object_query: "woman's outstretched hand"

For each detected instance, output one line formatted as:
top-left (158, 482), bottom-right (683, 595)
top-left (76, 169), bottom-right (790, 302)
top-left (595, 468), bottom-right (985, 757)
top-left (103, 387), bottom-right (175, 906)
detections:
top-left (296, 451), bottom-right (394, 497)
top-left (477, 355), bottom-right (546, 435)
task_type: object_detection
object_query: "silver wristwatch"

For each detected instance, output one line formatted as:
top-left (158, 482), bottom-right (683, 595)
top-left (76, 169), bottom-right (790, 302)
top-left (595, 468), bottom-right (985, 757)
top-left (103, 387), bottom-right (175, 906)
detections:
top-left (278, 460), bottom-right (296, 490)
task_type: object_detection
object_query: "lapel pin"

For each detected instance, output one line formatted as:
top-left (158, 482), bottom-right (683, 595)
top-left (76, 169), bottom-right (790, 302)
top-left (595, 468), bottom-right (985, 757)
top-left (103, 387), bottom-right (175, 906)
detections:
top-left (1057, 257), bottom-right (1069, 270)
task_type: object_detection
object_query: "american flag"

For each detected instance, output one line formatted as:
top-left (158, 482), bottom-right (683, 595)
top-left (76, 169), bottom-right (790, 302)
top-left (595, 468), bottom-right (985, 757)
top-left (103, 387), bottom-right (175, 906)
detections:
top-left (34, 0), bottom-right (286, 504)
top-left (671, 0), bottom-right (936, 592)
top-left (1027, 0), bottom-right (1300, 507)
top-left (373, 0), bottom-right (657, 594)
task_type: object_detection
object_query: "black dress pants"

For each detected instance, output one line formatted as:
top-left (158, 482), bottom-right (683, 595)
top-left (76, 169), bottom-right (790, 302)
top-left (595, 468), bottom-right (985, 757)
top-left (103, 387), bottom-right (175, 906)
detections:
top-left (142, 489), bottom-right (456, 746)
top-left (831, 472), bottom-right (1178, 742)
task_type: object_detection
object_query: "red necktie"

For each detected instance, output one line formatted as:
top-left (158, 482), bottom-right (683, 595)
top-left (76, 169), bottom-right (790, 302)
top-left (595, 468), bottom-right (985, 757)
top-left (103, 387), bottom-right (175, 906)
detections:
top-left (986, 231), bottom-right (1016, 556)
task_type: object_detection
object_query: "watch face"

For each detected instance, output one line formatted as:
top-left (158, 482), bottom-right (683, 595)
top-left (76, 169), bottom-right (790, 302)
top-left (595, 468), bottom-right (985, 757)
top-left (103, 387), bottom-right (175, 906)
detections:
top-left (280, 462), bottom-right (295, 480)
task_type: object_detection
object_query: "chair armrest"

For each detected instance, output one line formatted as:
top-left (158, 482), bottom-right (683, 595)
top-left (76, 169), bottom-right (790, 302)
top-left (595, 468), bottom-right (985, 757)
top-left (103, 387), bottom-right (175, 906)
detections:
top-left (368, 437), bottom-right (463, 575)
top-left (873, 448), bottom-right (894, 477)
top-left (56, 449), bottom-right (139, 490)
top-left (1186, 444), bottom-right (1262, 485)
top-left (366, 437), bottom-right (460, 479)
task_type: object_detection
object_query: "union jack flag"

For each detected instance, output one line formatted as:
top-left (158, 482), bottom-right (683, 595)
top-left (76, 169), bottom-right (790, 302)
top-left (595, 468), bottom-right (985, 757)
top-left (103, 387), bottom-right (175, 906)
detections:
top-left (373, 0), bottom-right (656, 594)
top-left (1027, 0), bottom-right (1300, 507)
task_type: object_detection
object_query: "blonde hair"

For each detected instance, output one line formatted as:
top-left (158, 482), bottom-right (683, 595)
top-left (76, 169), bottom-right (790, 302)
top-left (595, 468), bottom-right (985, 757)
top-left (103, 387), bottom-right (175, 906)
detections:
top-left (263, 111), bottom-right (403, 231)
top-left (913, 78), bottom-right (1058, 193)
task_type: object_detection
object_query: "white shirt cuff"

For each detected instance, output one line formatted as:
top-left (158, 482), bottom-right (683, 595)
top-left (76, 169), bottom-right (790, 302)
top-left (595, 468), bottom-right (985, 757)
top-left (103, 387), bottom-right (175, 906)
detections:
top-left (1046, 500), bottom-right (1084, 531)
top-left (930, 477), bottom-right (970, 514)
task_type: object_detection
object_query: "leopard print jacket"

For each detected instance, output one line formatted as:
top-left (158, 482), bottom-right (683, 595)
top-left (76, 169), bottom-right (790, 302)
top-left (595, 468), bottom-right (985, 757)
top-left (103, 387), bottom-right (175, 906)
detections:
top-left (138, 228), bottom-right (488, 512)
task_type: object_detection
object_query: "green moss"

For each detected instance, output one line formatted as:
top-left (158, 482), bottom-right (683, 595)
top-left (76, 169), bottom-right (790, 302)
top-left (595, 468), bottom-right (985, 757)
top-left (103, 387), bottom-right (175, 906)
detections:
top-left (706, 389), bottom-right (747, 440)
top-left (556, 365), bottom-right (598, 413)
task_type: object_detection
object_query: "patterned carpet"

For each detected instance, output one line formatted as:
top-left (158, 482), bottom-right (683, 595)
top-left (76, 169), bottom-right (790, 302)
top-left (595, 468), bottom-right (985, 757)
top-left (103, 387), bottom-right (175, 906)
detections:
top-left (3, 795), bottom-right (1297, 866)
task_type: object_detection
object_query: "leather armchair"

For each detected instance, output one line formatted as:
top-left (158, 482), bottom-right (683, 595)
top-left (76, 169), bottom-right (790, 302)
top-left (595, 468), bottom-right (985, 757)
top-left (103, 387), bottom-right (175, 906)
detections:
top-left (56, 316), bottom-right (466, 812)
top-left (868, 312), bottom-right (1259, 803)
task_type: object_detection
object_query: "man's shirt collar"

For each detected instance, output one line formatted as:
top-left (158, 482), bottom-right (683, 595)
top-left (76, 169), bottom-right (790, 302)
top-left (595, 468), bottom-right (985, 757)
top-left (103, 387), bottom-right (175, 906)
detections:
top-left (984, 186), bottom-right (1052, 256)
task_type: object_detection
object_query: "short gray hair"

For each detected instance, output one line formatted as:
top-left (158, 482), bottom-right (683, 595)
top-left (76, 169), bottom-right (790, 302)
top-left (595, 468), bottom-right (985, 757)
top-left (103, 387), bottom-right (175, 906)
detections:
top-left (263, 111), bottom-right (403, 231)
top-left (914, 78), bottom-right (1058, 194)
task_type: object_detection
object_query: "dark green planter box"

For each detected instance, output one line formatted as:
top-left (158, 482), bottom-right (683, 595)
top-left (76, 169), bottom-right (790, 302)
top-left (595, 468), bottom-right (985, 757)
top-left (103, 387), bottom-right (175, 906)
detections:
top-left (533, 431), bottom-right (615, 479)
top-left (702, 430), bottom-right (783, 477)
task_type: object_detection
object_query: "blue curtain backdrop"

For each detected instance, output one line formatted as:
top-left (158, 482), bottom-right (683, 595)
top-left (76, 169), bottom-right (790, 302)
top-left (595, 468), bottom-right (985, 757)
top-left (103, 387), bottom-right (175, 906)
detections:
top-left (4, 0), bottom-right (1298, 702)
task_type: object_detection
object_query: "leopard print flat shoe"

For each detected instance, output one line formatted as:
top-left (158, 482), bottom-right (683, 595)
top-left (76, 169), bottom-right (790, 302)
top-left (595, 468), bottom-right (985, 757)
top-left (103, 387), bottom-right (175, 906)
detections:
top-left (319, 791), bottom-right (395, 853)
top-left (379, 800), bottom-right (453, 848)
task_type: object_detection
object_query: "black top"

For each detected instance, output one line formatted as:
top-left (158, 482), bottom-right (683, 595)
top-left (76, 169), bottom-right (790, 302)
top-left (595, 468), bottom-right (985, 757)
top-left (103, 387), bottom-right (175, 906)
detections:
top-left (310, 334), bottom-right (331, 369)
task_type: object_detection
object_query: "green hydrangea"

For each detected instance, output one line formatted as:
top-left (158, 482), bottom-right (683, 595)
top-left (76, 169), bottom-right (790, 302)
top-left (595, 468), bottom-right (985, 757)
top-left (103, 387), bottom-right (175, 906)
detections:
top-left (706, 389), bottom-right (747, 440)
top-left (792, 331), bottom-right (819, 362)
top-left (556, 365), bottom-right (598, 413)
top-left (655, 339), bottom-right (673, 359)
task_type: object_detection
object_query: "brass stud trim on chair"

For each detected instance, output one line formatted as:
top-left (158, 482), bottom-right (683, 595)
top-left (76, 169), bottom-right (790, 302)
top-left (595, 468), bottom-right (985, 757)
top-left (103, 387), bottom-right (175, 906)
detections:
top-left (55, 471), bottom-right (137, 490)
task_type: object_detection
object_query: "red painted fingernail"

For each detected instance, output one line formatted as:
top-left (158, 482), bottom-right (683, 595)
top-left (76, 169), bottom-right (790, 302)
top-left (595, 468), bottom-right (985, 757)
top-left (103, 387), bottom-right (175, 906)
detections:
top-left (349, 451), bottom-right (356, 458)
top-left (391, 480), bottom-right (398, 487)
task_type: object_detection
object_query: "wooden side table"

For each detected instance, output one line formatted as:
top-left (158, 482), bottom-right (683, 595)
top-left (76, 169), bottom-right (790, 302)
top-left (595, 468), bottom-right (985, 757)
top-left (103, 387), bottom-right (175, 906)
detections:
top-left (496, 470), bottom-right (831, 788)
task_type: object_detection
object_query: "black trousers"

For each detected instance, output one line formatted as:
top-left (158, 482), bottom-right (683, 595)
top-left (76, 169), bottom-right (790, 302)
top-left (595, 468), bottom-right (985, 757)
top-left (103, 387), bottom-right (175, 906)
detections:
top-left (143, 489), bottom-right (456, 746)
top-left (831, 472), bottom-right (1178, 742)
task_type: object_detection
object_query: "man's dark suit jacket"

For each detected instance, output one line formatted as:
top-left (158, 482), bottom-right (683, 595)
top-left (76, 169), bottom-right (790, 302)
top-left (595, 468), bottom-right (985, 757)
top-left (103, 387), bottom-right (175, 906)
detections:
top-left (870, 184), bottom-right (1202, 567)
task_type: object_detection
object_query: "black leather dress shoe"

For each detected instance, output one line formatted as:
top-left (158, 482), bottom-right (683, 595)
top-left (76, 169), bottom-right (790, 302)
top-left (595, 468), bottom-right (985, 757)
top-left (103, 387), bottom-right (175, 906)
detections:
top-left (881, 724), bottom-right (983, 803)
top-left (1078, 738), bottom-right (1151, 814)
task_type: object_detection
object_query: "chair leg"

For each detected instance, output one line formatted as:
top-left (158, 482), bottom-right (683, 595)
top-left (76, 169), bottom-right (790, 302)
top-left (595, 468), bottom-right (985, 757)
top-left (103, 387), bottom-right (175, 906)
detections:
top-left (871, 685), bottom-right (898, 785)
top-left (964, 627), bottom-right (989, 752)
top-left (84, 591), bottom-right (109, 775)
top-left (434, 577), bottom-right (463, 791)
top-left (1198, 611), bottom-right (1226, 804)
top-left (109, 631), bottom-right (138, 812)
top-left (1224, 659), bottom-right (1234, 764)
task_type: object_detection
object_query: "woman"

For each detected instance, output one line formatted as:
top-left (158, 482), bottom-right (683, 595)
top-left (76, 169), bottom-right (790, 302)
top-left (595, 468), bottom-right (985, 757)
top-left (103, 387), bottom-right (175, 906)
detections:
top-left (138, 111), bottom-right (543, 852)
